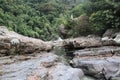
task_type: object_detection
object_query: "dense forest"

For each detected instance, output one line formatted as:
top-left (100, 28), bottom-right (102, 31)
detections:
top-left (0, 0), bottom-right (120, 40)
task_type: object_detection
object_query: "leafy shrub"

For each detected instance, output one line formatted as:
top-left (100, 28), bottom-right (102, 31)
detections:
top-left (65, 14), bottom-right (89, 37)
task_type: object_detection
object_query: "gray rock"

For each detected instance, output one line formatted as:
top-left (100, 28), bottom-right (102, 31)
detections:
top-left (0, 52), bottom-right (58, 80)
top-left (102, 29), bottom-right (117, 38)
top-left (102, 29), bottom-right (120, 44)
top-left (0, 52), bottom-right (84, 80)
top-left (71, 46), bottom-right (120, 79)
top-left (0, 26), bottom-right (53, 56)
top-left (73, 46), bottom-right (120, 57)
top-left (48, 63), bottom-right (84, 80)
top-left (113, 33), bottom-right (120, 44)
top-left (71, 57), bottom-right (120, 79)
top-left (82, 76), bottom-right (95, 80)
top-left (63, 37), bottom-right (102, 49)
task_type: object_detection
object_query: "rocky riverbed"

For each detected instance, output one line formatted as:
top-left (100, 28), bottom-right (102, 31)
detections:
top-left (0, 26), bottom-right (120, 80)
top-left (0, 52), bottom-right (85, 80)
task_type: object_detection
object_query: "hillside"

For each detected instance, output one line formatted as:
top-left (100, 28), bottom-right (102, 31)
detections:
top-left (0, 0), bottom-right (120, 41)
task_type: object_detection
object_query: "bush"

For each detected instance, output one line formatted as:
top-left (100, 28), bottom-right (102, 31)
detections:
top-left (65, 14), bottom-right (89, 37)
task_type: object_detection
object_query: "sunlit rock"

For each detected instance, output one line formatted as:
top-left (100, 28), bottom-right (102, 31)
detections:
top-left (10, 38), bottom-right (20, 45)
top-left (113, 33), bottom-right (120, 44)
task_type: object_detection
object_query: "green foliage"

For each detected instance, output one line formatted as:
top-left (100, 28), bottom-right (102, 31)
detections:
top-left (71, 4), bottom-right (84, 17)
top-left (89, 11), bottom-right (106, 34)
top-left (64, 0), bottom-right (120, 37)
top-left (0, 0), bottom-right (120, 40)
top-left (67, 14), bottom-right (89, 37)
top-left (88, 0), bottom-right (120, 35)
top-left (0, 0), bottom-right (77, 40)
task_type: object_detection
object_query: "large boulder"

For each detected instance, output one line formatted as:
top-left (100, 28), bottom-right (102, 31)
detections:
top-left (71, 57), bottom-right (120, 80)
top-left (0, 26), bottom-right (53, 56)
top-left (70, 46), bottom-right (120, 80)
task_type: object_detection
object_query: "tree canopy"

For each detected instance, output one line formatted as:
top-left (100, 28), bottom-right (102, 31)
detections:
top-left (0, 0), bottom-right (120, 40)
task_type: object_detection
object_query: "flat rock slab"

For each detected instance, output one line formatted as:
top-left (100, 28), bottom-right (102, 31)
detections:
top-left (0, 52), bottom-right (58, 80)
top-left (0, 52), bottom-right (84, 80)
top-left (63, 37), bottom-right (116, 50)
top-left (73, 46), bottom-right (120, 58)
